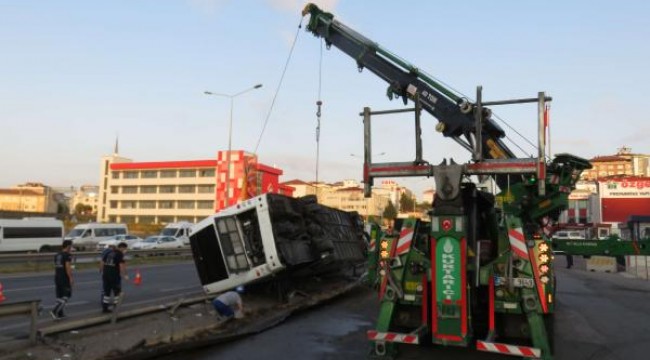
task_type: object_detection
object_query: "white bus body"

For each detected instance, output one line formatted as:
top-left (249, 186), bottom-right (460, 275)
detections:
top-left (190, 194), bottom-right (365, 295)
top-left (65, 223), bottom-right (128, 251)
top-left (160, 222), bottom-right (193, 246)
top-left (0, 218), bottom-right (64, 252)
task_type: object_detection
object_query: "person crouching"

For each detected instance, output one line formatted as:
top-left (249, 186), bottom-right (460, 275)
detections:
top-left (212, 286), bottom-right (244, 320)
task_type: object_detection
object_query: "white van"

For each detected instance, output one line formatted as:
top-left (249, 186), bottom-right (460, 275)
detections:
top-left (0, 218), bottom-right (64, 252)
top-left (159, 222), bottom-right (193, 246)
top-left (65, 223), bottom-right (128, 251)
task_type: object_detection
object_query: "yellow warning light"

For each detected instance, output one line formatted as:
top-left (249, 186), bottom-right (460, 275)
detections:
top-left (538, 243), bottom-right (549, 253)
top-left (548, 293), bottom-right (553, 304)
top-left (538, 253), bottom-right (550, 264)
top-left (540, 275), bottom-right (550, 284)
top-left (539, 264), bottom-right (550, 274)
top-left (380, 250), bottom-right (390, 259)
top-left (380, 240), bottom-right (389, 250)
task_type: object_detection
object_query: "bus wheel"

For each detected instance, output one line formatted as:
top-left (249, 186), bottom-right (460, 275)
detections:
top-left (39, 245), bottom-right (51, 253)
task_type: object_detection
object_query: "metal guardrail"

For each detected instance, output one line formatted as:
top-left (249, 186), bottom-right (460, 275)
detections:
top-left (0, 248), bottom-right (193, 266)
top-left (0, 299), bottom-right (41, 344)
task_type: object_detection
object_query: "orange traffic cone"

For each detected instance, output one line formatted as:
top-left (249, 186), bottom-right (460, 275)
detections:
top-left (133, 270), bottom-right (142, 286)
top-left (0, 282), bottom-right (6, 303)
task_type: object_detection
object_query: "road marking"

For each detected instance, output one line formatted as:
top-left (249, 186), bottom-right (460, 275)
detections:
top-left (3, 280), bottom-right (101, 293)
top-left (159, 285), bottom-right (201, 292)
top-left (0, 261), bottom-right (194, 280)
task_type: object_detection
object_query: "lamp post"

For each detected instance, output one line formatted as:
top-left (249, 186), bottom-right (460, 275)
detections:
top-left (204, 84), bottom-right (262, 208)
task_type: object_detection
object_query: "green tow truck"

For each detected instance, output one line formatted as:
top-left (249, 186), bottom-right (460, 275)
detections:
top-left (302, 4), bottom-right (649, 359)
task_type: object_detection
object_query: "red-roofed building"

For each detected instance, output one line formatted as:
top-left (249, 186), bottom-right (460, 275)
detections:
top-left (581, 146), bottom-right (650, 181)
top-left (97, 150), bottom-right (292, 224)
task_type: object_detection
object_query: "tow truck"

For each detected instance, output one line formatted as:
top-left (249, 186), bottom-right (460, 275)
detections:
top-left (301, 4), bottom-right (650, 359)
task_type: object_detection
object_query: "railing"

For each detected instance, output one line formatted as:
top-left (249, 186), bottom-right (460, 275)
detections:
top-left (0, 248), bottom-right (193, 268)
top-left (0, 299), bottom-right (41, 344)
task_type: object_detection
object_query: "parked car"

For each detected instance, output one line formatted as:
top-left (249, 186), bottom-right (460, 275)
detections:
top-left (131, 236), bottom-right (184, 250)
top-left (96, 234), bottom-right (142, 251)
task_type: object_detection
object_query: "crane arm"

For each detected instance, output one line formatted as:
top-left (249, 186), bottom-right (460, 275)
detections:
top-left (302, 3), bottom-right (515, 160)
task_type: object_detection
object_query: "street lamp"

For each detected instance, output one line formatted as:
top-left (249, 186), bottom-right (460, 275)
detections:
top-left (204, 84), bottom-right (263, 208)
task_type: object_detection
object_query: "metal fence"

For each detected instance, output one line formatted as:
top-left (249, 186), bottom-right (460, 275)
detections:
top-left (0, 248), bottom-right (193, 268)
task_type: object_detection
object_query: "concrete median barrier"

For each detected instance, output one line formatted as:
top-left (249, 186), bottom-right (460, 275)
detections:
top-left (586, 256), bottom-right (617, 273)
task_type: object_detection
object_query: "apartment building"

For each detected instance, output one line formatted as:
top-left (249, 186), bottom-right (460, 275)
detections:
top-left (0, 183), bottom-right (58, 213)
top-left (97, 150), bottom-right (292, 224)
top-left (582, 146), bottom-right (650, 180)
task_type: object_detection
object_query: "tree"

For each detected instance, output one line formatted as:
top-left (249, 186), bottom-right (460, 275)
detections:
top-left (383, 201), bottom-right (397, 221)
top-left (399, 193), bottom-right (415, 213)
top-left (415, 201), bottom-right (431, 214)
top-left (74, 203), bottom-right (93, 215)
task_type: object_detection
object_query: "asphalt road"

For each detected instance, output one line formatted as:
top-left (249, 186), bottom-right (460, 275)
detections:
top-left (183, 256), bottom-right (650, 360)
top-left (4, 256), bottom-right (650, 359)
top-left (0, 261), bottom-right (203, 341)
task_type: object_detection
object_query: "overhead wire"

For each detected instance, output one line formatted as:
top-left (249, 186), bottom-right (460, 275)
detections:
top-left (253, 17), bottom-right (303, 154)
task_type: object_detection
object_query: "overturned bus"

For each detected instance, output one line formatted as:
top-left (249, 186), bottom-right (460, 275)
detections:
top-left (189, 193), bottom-right (367, 295)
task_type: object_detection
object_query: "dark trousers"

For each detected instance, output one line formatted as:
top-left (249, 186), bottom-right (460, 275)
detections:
top-left (102, 276), bottom-right (122, 310)
top-left (212, 299), bottom-right (234, 317)
top-left (53, 279), bottom-right (71, 317)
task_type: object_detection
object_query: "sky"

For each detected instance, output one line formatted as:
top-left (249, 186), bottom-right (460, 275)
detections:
top-left (1, 0), bottom-right (649, 200)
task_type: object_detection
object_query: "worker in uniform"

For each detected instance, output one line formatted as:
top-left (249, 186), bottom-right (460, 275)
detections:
top-left (51, 240), bottom-right (74, 320)
top-left (212, 286), bottom-right (244, 320)
top-left (99, 244), bottom-right (116, 305)
top-left (566, 253), bottom-right (574, 269)
top-left (101, 242), bottom-right (128, 313)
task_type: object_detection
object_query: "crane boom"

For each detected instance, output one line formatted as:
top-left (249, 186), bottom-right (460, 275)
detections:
top-left (302, 3), bottom-right (515, 160)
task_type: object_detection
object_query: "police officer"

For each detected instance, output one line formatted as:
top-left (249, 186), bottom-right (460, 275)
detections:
top-left (101, 242), bottom-right (128, 313)
top-left (51, 240), bottom-right (73, 320)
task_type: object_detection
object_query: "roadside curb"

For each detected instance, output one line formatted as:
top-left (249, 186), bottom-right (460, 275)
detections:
top-left (38, 294), bottom-right (210, 337)
top-left (107, 279), bottom-right (362, 360)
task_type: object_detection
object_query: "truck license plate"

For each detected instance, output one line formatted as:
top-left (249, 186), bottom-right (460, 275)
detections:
top-left (513, 278), bottom-right (535, 288)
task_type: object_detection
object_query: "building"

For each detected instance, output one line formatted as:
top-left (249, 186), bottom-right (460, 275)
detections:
top-left (0, 182), bottom-right (58, 213)
top-left (318, 182), bottom-right (390, 219)
top-left (71, 185), bottom-right (99, 215)
top-left (278, 179), bottom-right (318, 198)
top-left (422, 188), bottom-right (435, 204)
top-left (581, 146), bottom-right (650, 181)
top-left (560, 146), bottom-right (650, 232)
top-left (597, 176), bottom-right (650, 224)
top-left (97, 150), bottom-right (292, 225)
top-left (282, 178), bottom-right (422, 221)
